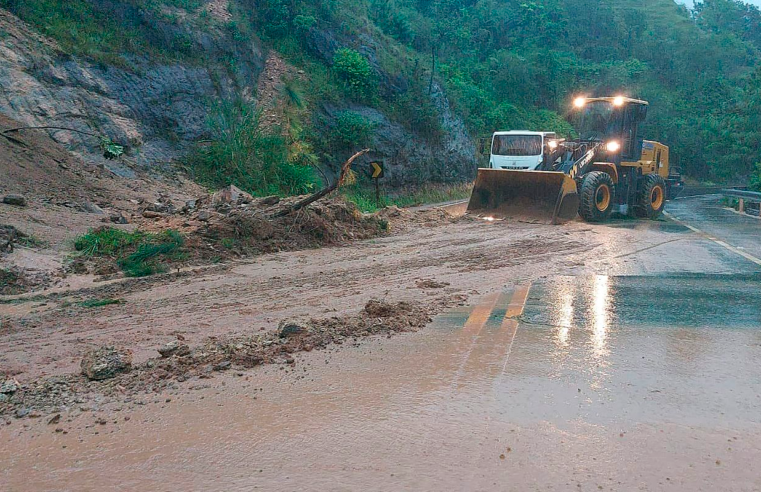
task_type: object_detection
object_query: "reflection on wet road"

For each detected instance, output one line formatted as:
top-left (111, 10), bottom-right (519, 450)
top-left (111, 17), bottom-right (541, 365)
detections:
top-left (4, 274), bottom-right (761, 491)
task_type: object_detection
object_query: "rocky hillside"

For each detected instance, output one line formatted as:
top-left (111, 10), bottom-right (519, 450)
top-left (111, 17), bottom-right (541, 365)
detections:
top-left (2, 0), bottom-right (759, 189)
top-left (0, 2), bottom-right (476, 188)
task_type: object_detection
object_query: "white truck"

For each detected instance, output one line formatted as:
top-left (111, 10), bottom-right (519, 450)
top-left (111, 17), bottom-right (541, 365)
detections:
top-left (489, 131), bottom-right (557, 171)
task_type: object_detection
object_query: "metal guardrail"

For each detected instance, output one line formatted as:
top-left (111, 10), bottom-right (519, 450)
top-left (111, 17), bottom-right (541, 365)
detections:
top-left (721, 189), bottom-right (761, 217)
top-left (722, 189), bottom-right (761, 201)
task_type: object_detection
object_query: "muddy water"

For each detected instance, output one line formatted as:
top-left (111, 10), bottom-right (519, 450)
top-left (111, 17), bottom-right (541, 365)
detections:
top-left (4, 274), bottom-right (761, 491)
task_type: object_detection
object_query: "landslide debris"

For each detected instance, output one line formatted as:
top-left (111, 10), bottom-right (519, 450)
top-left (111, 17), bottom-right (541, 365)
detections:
top-left (71, 184), bottom-right (458, 278)
top-left (0, 298), bottom-right (458, 418)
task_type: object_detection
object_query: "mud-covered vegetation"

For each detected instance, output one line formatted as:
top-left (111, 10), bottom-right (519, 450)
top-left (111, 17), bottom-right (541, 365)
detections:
top-left (74, 228), bottom-right (187, 277)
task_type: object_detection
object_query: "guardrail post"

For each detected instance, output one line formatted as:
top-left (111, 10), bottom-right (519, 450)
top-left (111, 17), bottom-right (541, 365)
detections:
top-left (738, 198), bottom-right (745, 213)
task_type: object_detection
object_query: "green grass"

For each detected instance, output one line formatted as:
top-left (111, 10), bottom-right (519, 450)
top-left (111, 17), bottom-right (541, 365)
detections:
top-left (341, 182), bottom-right (472, 213)
top-left (184, 100), bottom-right (318, 197)
top-left (74, 228), bottom-right (148, 257)
top-left (78, 298), bottom-right (124, 308)
top-left (74, 228), bottom-right (186, 278)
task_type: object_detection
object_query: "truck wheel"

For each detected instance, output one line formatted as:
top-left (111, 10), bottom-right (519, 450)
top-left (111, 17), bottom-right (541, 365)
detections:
top-left (635, 174), bottom-right (667, 219)
top-left (579, 171), bottom-right (615, 222)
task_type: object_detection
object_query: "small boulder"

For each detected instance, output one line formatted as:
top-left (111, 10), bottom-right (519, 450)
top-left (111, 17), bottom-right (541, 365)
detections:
top-left (0, 379), bottom-right (19, 394)
top-left (212, 185), bottom-right (253, 207)
top-left (80, 202), bottom-right (105, 215)
top-left (142, 210), bottom-right (165, 219)
top-left (278, 319), bottom-right (308, 338)
top-left (2, 195), bottom-right (27, 207)
top-left (157, 340), bottom-right (190, 358)
top-left (80, 346), bottom-right (133, 381)
top-left (109, 213), bottom-right (129, 224)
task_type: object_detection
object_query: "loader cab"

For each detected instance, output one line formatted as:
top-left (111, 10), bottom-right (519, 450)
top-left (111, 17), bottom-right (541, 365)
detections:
top-left (490, 131), bottom-right (557, 171)
top-left (573, 97), bottom-right (648, 162)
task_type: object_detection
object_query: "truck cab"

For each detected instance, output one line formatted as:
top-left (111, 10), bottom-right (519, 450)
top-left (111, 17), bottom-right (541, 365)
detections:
top-left (490, 131), bottom-right (556, 171)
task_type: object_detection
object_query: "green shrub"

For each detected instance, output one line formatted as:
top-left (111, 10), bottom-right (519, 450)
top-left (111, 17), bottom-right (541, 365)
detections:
top-left (257, 0), bottom-right (293, 37)
top-left (332, 111), bottom-right (375, 149)
top-left (185, 100), bottom-right (317, 196)
top-left (751, 163), bottom-right (761, 192)
top-left (333, 48), bottom-right (374, 98)
top-left (294, 14), bottom-right (317, 32)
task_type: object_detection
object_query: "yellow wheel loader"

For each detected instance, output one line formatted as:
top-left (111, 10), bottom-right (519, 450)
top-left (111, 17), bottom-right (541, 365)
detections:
top-left (467, 97), bottom-right (684, 224)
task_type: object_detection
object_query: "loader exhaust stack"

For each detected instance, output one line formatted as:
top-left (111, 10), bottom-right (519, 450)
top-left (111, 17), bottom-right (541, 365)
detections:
top-left (467, 169), bottom-right (580, 224)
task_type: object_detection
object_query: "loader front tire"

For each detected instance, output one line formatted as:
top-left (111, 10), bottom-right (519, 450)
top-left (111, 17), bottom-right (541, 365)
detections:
top-left (634, 174), bottom-right (667, 219)
top-left (579, 171), bottom-right (615, 223)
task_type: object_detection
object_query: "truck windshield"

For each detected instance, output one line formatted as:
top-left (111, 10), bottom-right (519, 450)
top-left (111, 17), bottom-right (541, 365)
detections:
top-left (491, 135), bottom-right (542, 156)
top-left (577, 101), bottom-right (622, 141)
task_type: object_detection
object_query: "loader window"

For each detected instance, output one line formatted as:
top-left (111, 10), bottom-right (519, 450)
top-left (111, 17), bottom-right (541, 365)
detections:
top-left (491, 135), bottom-right (542, 156)
top-left (577, 101), bottom-right (621, 141)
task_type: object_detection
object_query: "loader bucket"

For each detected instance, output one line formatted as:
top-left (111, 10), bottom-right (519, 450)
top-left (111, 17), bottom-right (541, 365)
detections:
top-left (467, 169), bottom-right (579, 224)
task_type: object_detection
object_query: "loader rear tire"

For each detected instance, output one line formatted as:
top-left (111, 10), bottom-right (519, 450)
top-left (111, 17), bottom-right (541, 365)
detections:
top-left (634, 174), bottom-right (667, 219)
top-left (579, 171), bottom-right (615, 223)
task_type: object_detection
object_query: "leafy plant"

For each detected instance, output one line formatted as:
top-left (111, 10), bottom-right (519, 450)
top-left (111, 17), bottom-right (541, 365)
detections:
top-left (333, 48), bottom-right (374, 98)
top-left (185, 100), bottom-right (317, 196)
top-left (332, 111), bottom-right (375, 149)
top-left (751, 163), bottom-right (761, 192)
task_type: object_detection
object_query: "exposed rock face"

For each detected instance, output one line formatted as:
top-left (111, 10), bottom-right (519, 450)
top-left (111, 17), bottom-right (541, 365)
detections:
top-left (323, 98), bottom-right (477, 187)
top-left (0, 8), bottom-right (475, 187)
top-left (0, 8), bottom-right (264, 174)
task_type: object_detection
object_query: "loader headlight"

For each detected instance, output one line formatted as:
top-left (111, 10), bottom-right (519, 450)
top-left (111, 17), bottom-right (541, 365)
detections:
top-left (606, 141), bottom-right (621, 153)
top-left (547, 140), bottom-right (559, 150)
top-left (573, 97), bottom-right (587, 108)
top-left (613, 96), bottom-right (625, 106)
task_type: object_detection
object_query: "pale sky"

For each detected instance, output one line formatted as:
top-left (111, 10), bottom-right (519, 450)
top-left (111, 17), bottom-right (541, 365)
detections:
top-left (678, 0), bottom-right (761, 7)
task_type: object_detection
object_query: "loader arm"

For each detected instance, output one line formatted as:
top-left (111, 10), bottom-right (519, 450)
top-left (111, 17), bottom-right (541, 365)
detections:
top-left (557, 142), bottom-right (603, 179)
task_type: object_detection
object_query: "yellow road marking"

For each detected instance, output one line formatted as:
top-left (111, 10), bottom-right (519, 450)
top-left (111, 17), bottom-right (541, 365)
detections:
top-left (462, 292), bottom-right (500, 334)
top-left (499, 282), bottom-right (532, 375)
top-left (664, 212), bottom-right (761, 267)
top-left (505, 284), bottom-right (531, 318)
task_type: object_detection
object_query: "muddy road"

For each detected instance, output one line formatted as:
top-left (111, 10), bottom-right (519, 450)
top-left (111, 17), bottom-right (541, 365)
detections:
top-left (2, 195), bottom-right (761, 491)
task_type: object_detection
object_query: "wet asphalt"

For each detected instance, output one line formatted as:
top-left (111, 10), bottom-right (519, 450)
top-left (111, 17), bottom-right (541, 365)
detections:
top-left (3, 196), bottom-right (761, 491)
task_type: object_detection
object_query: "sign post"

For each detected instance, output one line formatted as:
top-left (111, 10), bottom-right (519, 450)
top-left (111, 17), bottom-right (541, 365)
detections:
top-left (370, 162), bottom-right (384, 207)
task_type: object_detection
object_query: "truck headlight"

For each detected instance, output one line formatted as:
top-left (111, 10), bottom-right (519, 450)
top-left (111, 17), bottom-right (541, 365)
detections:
top-left (606, 141), bottom-right (621, 152)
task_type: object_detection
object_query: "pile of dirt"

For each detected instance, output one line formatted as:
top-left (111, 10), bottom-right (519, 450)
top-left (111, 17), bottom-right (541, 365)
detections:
top-left (140, 186), bottom-right (393, 260)
top-left (0, 298), bottom-right (458, 418)
top-left (377, 205), bottom-right (460, 231)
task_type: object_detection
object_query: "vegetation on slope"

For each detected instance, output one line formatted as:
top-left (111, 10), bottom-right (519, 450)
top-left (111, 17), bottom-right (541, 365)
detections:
top-left (3, 0), bottom-right (761, 188)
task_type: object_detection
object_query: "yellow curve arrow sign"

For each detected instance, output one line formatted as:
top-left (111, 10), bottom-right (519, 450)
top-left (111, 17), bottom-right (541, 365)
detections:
top-left (371, 162), bottom-right (383, 179)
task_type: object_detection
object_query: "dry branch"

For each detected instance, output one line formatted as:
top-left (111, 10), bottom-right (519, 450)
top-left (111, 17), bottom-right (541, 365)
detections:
top-left (270, 149), bottom-right (370, 219)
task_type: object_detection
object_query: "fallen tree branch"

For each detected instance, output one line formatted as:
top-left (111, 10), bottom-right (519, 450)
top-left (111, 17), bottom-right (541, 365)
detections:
top-left (270, 149), bottom-right (370, 219)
